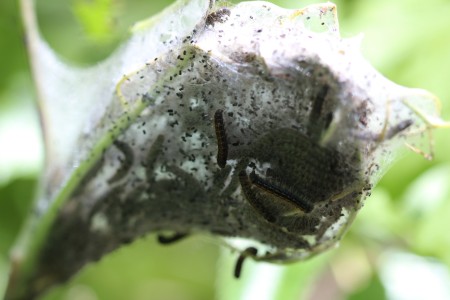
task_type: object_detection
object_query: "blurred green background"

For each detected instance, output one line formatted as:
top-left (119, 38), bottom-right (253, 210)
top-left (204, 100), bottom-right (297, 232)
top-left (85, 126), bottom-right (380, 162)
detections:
top-left (1, 0), bottom-right (450, 299)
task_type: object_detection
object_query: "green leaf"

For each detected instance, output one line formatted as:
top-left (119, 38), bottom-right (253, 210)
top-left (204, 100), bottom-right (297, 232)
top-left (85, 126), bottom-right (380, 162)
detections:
top-left (216, 248), bottom-right (330, 300)
top-left (401, 164), bottom-right (450, 264)
top-left (72, 0), bottom-right (119, 44)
